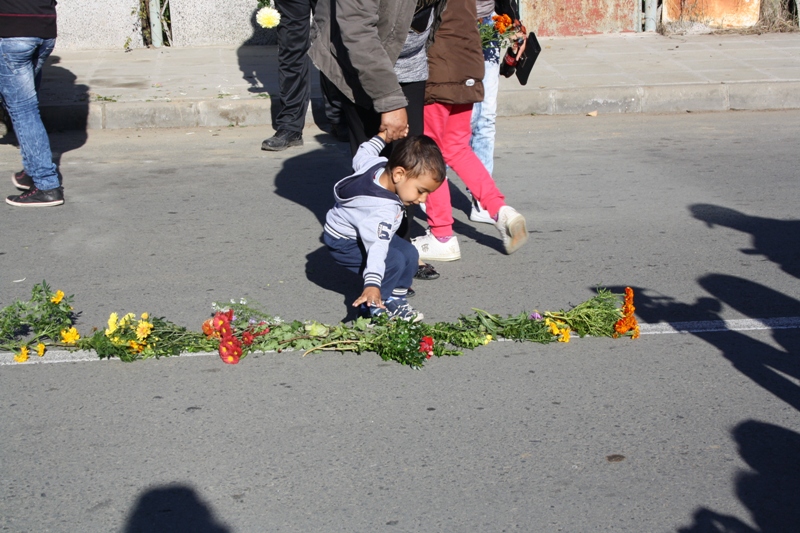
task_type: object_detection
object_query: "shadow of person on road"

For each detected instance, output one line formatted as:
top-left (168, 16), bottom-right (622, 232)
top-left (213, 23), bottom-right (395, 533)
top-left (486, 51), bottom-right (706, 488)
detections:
top-left (306, 245), bottom-right (365, 323)
top-left (273, 134), bottom-right (350, 226)
top-left (273, 135), bottom-right (359, 321)
top-left (615, 276), bottom-right (800, 412)
top-left (123, 483), bottom-right (231, 533)
top-left (690, 204), bottom-right (800, 280)
top-left (678, 420), bottom-right (800, 533)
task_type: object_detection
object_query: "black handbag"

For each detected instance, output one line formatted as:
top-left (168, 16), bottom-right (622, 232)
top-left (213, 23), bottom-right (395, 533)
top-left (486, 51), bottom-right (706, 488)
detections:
top-left (512, 31), bottom-right (541, 86)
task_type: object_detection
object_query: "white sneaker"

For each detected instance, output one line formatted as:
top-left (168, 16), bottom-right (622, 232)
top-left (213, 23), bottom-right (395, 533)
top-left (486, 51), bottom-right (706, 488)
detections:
top-left (495, 206), bottom-right (528, 254)
top-left (411, 230), bottom-right (461, 262)
top-left (469, 200), bottom-right (494, 225)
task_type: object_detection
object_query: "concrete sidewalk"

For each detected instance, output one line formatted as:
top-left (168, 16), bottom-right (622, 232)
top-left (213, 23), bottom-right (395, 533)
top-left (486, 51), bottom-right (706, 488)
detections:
top-left (31, 31), bottom-right (800, 131)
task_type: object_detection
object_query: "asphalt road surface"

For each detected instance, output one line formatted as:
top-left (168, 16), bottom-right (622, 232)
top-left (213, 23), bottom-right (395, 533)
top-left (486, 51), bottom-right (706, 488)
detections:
top-left (1, 110), bottom-right (799, 532)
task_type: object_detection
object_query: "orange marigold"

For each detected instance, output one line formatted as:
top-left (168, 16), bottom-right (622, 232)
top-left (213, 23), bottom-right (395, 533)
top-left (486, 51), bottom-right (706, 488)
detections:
top-left (202, 318), bottom-right (220, 339)
top-left (614, 288), bottom-right (640, 339)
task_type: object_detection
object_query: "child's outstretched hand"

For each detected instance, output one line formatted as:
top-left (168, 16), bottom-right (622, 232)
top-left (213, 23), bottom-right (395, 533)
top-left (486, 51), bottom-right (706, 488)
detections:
top-left (353, 287), bottom-right (385, 309)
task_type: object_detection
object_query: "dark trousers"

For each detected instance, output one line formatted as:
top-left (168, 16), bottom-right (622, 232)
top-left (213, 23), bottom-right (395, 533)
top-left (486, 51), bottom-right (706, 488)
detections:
top-left (319, 72), bottom-right (343, 126)
top-left (275, 0), bottom-right (315, 133)
top-left (323, 232), bottom-right (419, 301)
top-left (341, 80), bottom-right (426, 155)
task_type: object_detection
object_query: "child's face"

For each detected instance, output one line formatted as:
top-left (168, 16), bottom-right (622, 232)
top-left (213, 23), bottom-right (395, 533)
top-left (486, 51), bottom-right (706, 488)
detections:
top-left (392, 169), bottom-right (441, 206)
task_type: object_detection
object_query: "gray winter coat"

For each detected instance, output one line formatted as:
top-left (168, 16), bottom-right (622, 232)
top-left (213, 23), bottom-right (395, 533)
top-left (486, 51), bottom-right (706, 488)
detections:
top-left (309, 0), bottom-right (416, 113)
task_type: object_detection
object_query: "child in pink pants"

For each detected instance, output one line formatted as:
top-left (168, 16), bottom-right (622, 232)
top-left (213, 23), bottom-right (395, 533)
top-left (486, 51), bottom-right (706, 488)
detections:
top-left (411, 0), bottom-right (528, 262)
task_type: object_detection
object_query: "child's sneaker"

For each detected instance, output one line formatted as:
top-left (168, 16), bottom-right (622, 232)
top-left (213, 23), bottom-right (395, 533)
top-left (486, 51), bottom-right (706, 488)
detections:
top-left (411, 230), bottom-right (461, 262)
top-left (495, 205), bottom-right (528, 254)
top-left (383, 297), bottom-right (424, 322)
top-left (468, 193), bottom-right (494, 225)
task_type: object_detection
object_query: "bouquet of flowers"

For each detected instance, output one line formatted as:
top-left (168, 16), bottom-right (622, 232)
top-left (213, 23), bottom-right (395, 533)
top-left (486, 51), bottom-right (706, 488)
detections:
top-left (0, 281), bottom-right (76, 362)
top-left (478, 14), bottom-right (519, 50)
top-left (256, 0), bottom-right (280, 29)
top-left (81, 311), bottom-right (212, 362)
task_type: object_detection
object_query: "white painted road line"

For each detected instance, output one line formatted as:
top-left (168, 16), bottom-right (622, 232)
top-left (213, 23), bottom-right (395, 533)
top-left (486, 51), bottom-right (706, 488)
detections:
top-left (639, 317), bottom-right (800, 335)
top-left (3, 317), bottom-right (799, 366)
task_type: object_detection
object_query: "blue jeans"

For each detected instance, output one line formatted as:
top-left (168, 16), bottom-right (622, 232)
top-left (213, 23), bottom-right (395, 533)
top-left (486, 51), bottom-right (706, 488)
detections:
top-left (470, 39), bottom-right (501, 176)
top-left (0, 37), bottom-right (59, 190)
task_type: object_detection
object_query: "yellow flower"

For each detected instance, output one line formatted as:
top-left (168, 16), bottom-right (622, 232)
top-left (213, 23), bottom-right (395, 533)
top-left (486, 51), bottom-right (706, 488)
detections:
top-left (61, 327), bottom-right (80, 344)
top-left (135, 320), bottom-right (153, 341)
top-left (14, 346), bottom-right (29, 363)
top-left (558, 328), bottom-right (571, 343)
top-left (36, 343), bottom-right (46, 356)
top-left (548, 321), bottom-right (559, 335)
top-left (120, 313), bottom-right (135, 326)
top-left (128, 340), bottom-right (145, 353)
top-left (140, 312), bottom-right (149, 320)
top-left (483, 334), bottom-right (492, 345)
top-left (256, 6), bottom-right (281, 28)
top-left (106, 312), bottom-right (119, 336)
top-left (50, 290), bottom-right (64, 304)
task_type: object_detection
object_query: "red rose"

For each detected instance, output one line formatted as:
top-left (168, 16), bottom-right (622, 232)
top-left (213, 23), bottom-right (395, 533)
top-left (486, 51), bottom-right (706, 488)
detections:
top-left (419, 336), bottom-right (434, 358)
top-left (218, 335), bottom-right (243, 364)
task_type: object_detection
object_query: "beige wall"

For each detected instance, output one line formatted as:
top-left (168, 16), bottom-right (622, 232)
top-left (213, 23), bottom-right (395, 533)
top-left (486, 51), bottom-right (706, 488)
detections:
top-left (55, 0), bottom-right (276, 50)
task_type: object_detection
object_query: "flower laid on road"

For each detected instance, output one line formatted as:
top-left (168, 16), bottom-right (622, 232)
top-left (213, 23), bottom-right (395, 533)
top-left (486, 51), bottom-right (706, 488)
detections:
top-left (1, 281), bottom-right (75, 360)
top-left (2, 283), bottom-right (637, 367)
top-left (61, 327), bottom-right (80, 345)
top-left (206, 304), bottom-right (271, 364)
top-left (419, 336), bottom-right (434, 359)
top-left (80, 311), bottom-right (210, 362)
top-left (256, 1), bottom-right (280, 29)
top-left (219, 336), bottom-right (243, 364)
top-left (14, 346), bottom-right (29, 363)
top-left (613, 287), bottom-right (640, 339)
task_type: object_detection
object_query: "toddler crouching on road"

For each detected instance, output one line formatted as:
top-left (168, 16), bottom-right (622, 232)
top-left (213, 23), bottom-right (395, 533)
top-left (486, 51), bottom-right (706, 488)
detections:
top-left (324, 134), bottom-right (446, 321)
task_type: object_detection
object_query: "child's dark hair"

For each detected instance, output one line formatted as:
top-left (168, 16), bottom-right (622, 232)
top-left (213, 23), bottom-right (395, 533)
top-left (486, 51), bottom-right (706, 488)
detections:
top-left (386, 135), bottom-right (446, 183)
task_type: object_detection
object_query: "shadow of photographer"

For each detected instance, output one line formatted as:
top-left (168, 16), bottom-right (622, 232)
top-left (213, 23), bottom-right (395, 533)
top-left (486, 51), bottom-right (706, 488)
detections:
top-left (679, 420), bottom-right (800, 533)
top-left (123, 483), bottom-right (231, 533)
top-left (690, 203), bottom-right (800, 281)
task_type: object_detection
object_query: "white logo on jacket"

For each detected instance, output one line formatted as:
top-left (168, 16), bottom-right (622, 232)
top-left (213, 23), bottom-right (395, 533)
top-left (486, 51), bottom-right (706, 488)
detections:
top-left (377, 222), bottom-right (392, 240)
